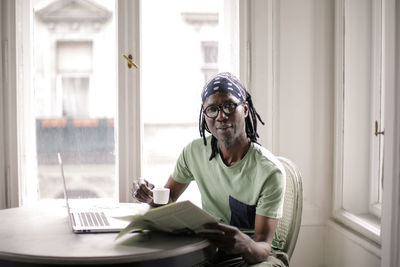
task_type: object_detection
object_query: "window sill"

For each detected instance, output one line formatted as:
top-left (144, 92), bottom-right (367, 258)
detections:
top-left (369, 202), bottom-right (382, 218)
top-left (333, 208), bottom-right (381, 246)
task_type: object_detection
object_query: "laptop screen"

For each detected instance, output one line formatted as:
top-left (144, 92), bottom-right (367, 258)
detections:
top-left (58, 153), bottom-right (72, 213)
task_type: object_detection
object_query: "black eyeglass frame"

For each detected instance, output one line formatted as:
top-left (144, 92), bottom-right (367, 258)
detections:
top-left (203, 101), bottom-right (245, 119)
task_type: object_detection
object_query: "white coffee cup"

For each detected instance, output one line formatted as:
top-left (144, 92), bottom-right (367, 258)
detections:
top-left (152, 187), bottom-right (170, 205)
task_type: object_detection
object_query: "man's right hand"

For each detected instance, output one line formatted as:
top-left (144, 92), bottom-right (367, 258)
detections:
top-left (132, 179), bottom-right (155, 205)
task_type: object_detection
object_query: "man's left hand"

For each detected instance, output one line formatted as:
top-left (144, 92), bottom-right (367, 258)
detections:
top-left (200, 223), bottom-right (252, 255)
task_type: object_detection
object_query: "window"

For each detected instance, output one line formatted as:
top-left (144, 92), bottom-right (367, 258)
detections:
top-left (61, 76), bottom-right (90, 117)
top-left (201, 41), bottom-right (219, 82)
top-left (5, 0), bottom-right (241, 207)
top-left (56, 41), bottom-right (93, 117)
top-left (141, 0), bottom-right (238, 207)
top-left (32, 0), bottom-right (117, 201)
top-left (333, 0), bottom-right (385, 243)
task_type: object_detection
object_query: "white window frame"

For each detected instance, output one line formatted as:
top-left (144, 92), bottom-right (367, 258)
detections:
top-left (0, 0), bottom-right (5, 209)
top-left (1, 0), bottom-right (250, 207)
top-left (333, 0), bottom-right (392, 245)
top-left (0, 0), bottom-right (141, 206)
top-left (380, 0), bottom-right (400, 265)
top-left (368, 0), bottom-right (384, 219)
top-left (0, 0), bottom-right (20, 209)
top-left (116, 0), bottom-right (141, 203)
top-left (246, 0), bottom-right (277, 150)
top-left (1, 0), bottom-right (33, 208)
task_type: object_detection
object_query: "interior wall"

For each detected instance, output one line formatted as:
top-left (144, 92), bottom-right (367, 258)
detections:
top-left (250, 0), bottom-right (334, 223)
top-left (276, 0), bottom-right (334, 225)
top-left (325, 221), bottom-right (381, 267)
top-left (278, 1), bottom-right (334, 266)
top-left (251, 0), bottom-right (334, 265)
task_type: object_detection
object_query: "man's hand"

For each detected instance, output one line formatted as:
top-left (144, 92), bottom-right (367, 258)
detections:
top-left (200, 223), bottom-right (252, 255)
top-left (200, 222), bottom-right (273, 264)
top-left (132, 179), bottom-right (155, 205)
top-left (132, 176), bottom-right (189, 207)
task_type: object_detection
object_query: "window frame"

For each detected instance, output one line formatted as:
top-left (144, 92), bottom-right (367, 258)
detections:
top-left (333, 0), bottom-right (386, 244)
top-left (0, 0), bottom-right (5, 209)
top-left (380, 1), bottom-right (400, 265)
top-left (1, 0), bottom-right (250, 207)
top-left (0, 0), bottom-right (140, 206)
top-left (116, 0), bottom-right (142, 203)
top-left (2, 0), bottom-right (34, 208)
top-left (1, 0), bottom-right (20, 209)
top-left (368, 0), bottom-right (384, 219)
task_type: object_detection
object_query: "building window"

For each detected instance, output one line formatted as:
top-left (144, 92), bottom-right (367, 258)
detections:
top-left (61, 76), bottom-right (90, 117)
top-left (56, 41), bottom-right (93, 118)
top-left (201, 41), bottom-right (219, 82)
top-left (181, 11), bottom-right (219, 84)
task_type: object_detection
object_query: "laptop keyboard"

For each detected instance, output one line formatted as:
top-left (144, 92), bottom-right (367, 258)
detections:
top-left (78, 212), bottom-right (110, 227)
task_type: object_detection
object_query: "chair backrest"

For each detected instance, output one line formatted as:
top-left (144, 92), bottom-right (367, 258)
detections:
top-left (272, 157), bottom-right (303, 259)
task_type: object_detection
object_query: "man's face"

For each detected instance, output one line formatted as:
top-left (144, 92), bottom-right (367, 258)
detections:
top-left (203, 93), bottom-right (249, 145)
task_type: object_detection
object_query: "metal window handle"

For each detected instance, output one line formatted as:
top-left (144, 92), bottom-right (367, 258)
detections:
top-left (123, 54), bottom-right (139, 69)
top-left (375, 120), bottom-right (384, 136)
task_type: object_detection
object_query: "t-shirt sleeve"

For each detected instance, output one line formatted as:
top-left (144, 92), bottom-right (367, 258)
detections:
top-left (171, 144), bottom-right (194, 184)
top-left (256, 170), bottom-right (286, 219)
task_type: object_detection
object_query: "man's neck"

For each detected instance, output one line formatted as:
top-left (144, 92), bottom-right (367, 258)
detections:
top-left (219, 137), bottom-right (250, 166)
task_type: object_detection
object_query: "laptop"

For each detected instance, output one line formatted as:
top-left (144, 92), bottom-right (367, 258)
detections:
top-left (58, 153), bottom-right (130, 233)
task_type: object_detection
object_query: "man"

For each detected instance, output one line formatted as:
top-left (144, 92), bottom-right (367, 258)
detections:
top-left (133, 72), bottom-right (288, 266)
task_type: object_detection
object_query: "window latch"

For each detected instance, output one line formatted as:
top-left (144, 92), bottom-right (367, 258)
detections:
top-left (375, 120), bottom-right (385, 136)
top-left (123, 54), bottom-right (139, 69)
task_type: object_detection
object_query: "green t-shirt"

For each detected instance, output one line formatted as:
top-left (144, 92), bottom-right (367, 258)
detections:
top-left (172, 136), bottom-right (286, 229)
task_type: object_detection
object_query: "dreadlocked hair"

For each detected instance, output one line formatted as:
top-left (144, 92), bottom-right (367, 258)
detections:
top-left (198, 92), bottom-right (265, 161)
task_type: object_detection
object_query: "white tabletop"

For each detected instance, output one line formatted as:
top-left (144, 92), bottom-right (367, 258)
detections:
top-left (0, 203), bottom-right (215, 266)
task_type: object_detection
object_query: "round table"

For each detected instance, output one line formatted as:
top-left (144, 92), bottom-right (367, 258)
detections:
top-left (0, 204), bottom-right (216, 266)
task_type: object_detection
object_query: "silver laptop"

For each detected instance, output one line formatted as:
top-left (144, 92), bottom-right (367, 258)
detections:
top-left (58, 153), bottom-right (129, 233)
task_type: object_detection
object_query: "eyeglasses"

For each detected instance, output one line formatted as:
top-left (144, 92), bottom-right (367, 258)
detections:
top-left (203, 101), bottom-right (243, 118)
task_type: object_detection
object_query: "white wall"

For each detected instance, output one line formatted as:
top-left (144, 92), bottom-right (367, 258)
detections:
top-left (251, 0), bottom-right (333, 265)
top-left (325, 221), bottom-right (380, 267)
top-left (276, 1), bottom-right (334, 266)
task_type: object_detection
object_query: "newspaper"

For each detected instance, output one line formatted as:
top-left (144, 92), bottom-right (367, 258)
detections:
top-left (115, 200), bottom-right (220, 239)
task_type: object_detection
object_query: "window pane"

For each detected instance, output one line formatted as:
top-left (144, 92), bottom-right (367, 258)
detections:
top-left (141, 0), bottom-right (236, 206)
top-left (32, 0), bottom-right (117, 200)
top-left (342, 0), bottom-right (383, 218)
